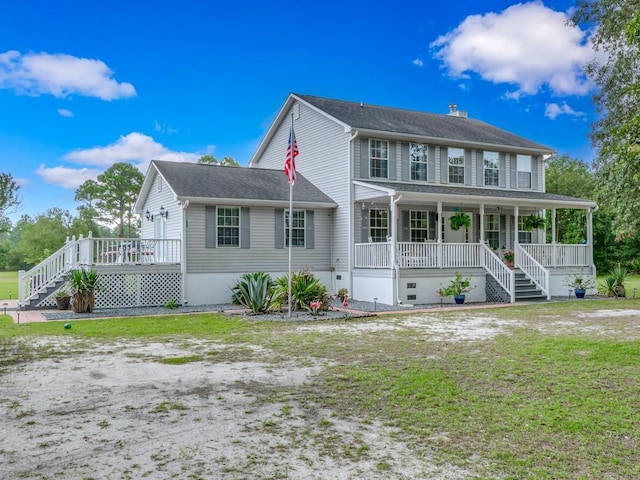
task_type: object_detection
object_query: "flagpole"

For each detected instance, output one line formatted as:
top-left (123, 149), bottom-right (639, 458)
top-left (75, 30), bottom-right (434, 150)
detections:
top-left (287, 113), bottom-right (293, 318)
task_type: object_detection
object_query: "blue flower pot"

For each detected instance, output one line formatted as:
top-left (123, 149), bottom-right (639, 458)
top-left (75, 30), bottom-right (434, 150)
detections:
top-left (454, 294), bottom-right (465, 304)
top-left (575, 288), bottom-right (586, 298)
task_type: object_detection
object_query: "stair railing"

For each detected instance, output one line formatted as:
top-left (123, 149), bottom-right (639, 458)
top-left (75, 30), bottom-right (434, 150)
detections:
top-left (481, 243), bottom-right (515, 302)
top-left (516, 244), bottom-right (550, 300)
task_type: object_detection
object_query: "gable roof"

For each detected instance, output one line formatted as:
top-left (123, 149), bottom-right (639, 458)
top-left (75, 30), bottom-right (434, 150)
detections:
top-left (146, 160), bottom-right (336, 208)
top-left (295, 94), bottom-right (553, 152)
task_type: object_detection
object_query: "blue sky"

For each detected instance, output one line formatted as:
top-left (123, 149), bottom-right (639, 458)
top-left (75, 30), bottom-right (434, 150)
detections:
top-left (1, 0), bottom-right (598, 223)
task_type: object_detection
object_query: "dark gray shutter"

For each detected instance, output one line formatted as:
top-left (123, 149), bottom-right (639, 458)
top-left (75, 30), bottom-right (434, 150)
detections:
top-left (361, 209), bottom-right (369, 243)
top-left (511, 155), bottom-right (517, 188)
top-left (240, 207), bottom-right (250, 249)
top-left (477, 151), bottom-right (484, 186)
top-left (465, 149), bottom-right (472, 185)
top-left (305, 210), bottom-right (314, 249)
top-left (441, 147), bottom-right (448, 183)
top-left (205, 206), bottom-right (216, 248)
top-left (499, 153), bottom-right (506, 188)
top-left (388, 142), bottom-right (396, 180)
top-left (428, 212), bottom-right (436, 240)
top-left (401, 210), bottom-right (410, 242)
top-left (275, 209), bottom-right (284, 249)
top-left (428, 145), bottom-right (436, 182)
top-left (499, 214), bottom-right (507, 249)
top-left (360, 138), bottom-right (369, 179)
top-left (475, 214), bottom-right (480, 243)
top-left (531, 156), bottom-right (539, 190)
top-left (401, 143), bottom-right (409, 182)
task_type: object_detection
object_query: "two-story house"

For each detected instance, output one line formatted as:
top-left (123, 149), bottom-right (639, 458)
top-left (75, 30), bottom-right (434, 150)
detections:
top-left (18, 93), bottom-right (597, 309)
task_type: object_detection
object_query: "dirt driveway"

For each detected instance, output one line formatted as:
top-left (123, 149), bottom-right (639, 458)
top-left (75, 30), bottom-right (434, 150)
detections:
top-left (1, 308), bottom-right (636, 479)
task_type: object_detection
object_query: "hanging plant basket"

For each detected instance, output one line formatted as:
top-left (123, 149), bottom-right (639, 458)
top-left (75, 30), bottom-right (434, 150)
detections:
top-left (450, 212), bottom-right (471, 231)
top-left (523, 214), bottom-right (546, 231)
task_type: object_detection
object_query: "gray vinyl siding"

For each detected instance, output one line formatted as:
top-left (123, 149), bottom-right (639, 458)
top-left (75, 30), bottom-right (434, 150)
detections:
top-left (140, 169), bottom-right (181, 241)
top-left (241, 100), bottom-right (349, 269)
top-left (186, 204), bottom-right (332, 274)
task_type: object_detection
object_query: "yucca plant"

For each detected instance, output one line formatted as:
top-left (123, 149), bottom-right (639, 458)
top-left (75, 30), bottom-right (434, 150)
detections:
top-left (273, 269), bottom-right (329, 312)
top-left (231, 272), bottom-right (276, 313)
top-left (66, 269), bottom-right (101, 313)
top-left (599, 276), bottom-right (620, 298)
top-left (610, 264), bottom-right (628, 297)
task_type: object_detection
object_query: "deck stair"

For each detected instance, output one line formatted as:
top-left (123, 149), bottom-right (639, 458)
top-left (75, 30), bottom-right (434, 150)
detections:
top-left (25, 277), bottom-right (68, 309)
top-left (514, 269), bottom-right (547, 300)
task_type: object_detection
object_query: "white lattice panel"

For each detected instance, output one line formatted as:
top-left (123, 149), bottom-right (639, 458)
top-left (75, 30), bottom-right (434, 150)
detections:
top-left (95, 272), bottom-right (181, 308)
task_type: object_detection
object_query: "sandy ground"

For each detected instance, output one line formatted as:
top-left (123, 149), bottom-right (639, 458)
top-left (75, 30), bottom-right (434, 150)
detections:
top-left (1, 308), bottom-right (635, 479)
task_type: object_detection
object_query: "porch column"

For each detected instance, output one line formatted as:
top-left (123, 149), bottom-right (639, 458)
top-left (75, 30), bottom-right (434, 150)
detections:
top-left (437, 201), bottom-right (443, 268)
top-left (587, 207), bottom-right (594, 269)
top-left (390, 195), bottom-right (398, 270)
top-left (514, 205), bottom-right (519, 264)
top-left (552, 208), bottom-right (557, 267)
top-left (479, 204), bottom-right (485, 244)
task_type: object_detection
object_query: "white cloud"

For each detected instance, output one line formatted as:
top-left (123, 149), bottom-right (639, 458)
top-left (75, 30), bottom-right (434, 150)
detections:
top-left (544, 102), bottom-right (586, 120)
top-left (0, 50), bottom-right (136, 100)
top-left (57, 108), bottom-right (73, 117)
top-left (431, 2), bottom-right (595, 97)
top-left (154, 119), bottom-right (178, 134)
top-left (412, 58), bottom-right (424, 67)
top-left (36, 164), bottom-right (102, 189)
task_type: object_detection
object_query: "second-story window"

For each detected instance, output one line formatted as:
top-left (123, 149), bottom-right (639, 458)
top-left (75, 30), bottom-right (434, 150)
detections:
top-left (369, 209), bottom-right (389, 242)
top-left (370, 139), bottom-right (388, 178)
top-left (410, 143), bottom-right (428, 181)
top-left (517, 154), bottom-right (532, 188)
top-left (484, 151), bottom-right (499, 187)
top-left (448, 147), bottom-right (465, 184)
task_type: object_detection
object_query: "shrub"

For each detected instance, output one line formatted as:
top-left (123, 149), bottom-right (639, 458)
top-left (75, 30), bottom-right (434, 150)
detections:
top-left (273, 269), bottom-right (329, 312)
top-left (231, 272), bottom-right (275, 313)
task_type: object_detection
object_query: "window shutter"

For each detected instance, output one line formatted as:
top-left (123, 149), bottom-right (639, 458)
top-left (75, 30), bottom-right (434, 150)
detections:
top-left (240, 207), bottom-right (250, 249)
top-left (388, 142), bottom-right (396, 180)
top-left (360, 138), bottom-right (369, 179)
top-left (205, 206), bottom-right (216, 248)
top-left (465, 150), bottom-right (472, 185)
top-left (361, 209), bottom-right (369, 243)
top-left (499, 214), bottom-right (507, 248)
top-left (475, 214), bottom-right (480, 243)
top-left (477, 151), bottom-right (484, 186)
top-left (428, 145), bottom-right (436, 182)
top-left (511, 155), bottom-right (517, 188)
top-left (275, 209), bottom-right (284, 249)
top-left (305, 210), bottom-right (315, 249)
top-left (531, 156), bottom-right (539, 191)
top-left (401, 143), bottom-right (409, 181)
top-left (441, 147), bottom-right (448, 183)
top-left (499, 153), bottom-right (506, 188)
top-left (401, 210), bottom-right (410, 242)
top-left (428, 212), bottom-right (436, 240)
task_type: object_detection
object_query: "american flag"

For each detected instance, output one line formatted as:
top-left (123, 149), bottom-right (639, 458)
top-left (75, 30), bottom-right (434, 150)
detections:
top-left (284, 124), bottom-right (299, 185)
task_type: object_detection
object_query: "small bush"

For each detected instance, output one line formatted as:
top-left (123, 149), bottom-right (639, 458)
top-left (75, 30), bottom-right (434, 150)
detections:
top-left (231, 272), bottom-right (276, 313)
top-left (273, 269), bottom-right (329, 312)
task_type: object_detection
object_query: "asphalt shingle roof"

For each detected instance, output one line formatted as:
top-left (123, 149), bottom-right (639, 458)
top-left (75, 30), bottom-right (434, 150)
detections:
top-left (296, 94), bottom-right (553, 152)
top-left (153, 161), bottom-right (336, 205)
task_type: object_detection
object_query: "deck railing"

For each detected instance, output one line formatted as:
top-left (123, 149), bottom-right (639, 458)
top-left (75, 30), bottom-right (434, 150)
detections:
top-left (520, 244), bottom-right (590, 267)
top-left (397, 242), bottom-right (438, 268)
top-left (516, 244), bottom-right (550, 299)
top-left (355, 242), bottom-right (392, 268)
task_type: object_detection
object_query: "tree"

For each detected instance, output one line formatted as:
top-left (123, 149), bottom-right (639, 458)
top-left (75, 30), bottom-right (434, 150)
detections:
top-left (0, 173), bottom-right (21, 234)
top-left (197, 155), bottom-right (239, 166)
top-left (76, 163), bottom-right (144, 238)
top-left (571, 0), bottom-right (640, 237)
top-left (13, 209), bottom-right (74, 266)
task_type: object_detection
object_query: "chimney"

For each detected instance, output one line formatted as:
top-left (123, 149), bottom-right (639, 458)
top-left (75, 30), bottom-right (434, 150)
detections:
top-left (447, 104), bottom-right (468, 118)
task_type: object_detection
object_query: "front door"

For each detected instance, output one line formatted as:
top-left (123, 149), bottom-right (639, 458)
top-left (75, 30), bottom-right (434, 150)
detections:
top-left (443, 212), bottom-right (471, 243)
top-left (154, 217), bottom-right (166, 262)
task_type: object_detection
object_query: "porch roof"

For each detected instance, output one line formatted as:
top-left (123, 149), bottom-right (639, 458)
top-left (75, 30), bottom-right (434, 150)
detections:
top-left (354, 180), bottom-right (597, 209)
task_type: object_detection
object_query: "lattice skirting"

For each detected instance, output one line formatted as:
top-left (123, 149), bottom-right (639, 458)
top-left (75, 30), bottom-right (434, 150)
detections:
top-left (38, 272), bottom-right (182, 309)
top-left (485, 274), bottom-right (510, 303)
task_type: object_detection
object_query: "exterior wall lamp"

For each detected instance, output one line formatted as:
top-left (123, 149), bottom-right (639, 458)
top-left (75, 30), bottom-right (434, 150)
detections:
top-left (159, 206), bottom-right (168, 219)
top-left (145, 210), bottom-right (154, 222)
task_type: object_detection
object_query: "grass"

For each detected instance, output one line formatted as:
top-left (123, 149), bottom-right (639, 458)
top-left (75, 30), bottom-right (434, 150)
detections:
top-left (0, 271), bottom-right (18, 300)
top-left (597, 273), bottom-right (640, 298)
top-left (2, 299), bottom-right (640, 478)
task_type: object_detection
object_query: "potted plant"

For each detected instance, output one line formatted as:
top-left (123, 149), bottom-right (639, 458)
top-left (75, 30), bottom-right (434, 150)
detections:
top-left (450, 212), bottom-right (471, 231)
top-left (503, 250), bottom-right (515, 268)
top-left (55, 289), bottom-right (71, 310)
top-left (442, 272), bottom-right (475, 304)
top-left (67, 269), bottom-right (101, 313)
top-left (523, 214), bottom-right (546, 231)
top-left (337, 288), bottom-right (349, 303)
top-left (565, 274), bottom-right (595, 298)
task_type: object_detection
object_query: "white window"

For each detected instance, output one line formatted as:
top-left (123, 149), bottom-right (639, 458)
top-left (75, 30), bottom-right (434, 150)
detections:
top-left (410, 210), bottom-right (429, 242)
top-left (518, 216), bottom-right (531, 243)
top-left (448, 148), bottom-right (465, 184)
top-left (217, 207), bottom-right (240, 247)
top-left (370, 139), bottom-right (388, 178)
top-left (285, 210), bottom-right (305, 247)
top-left (484, 152), bottom-right (499, 187)
top-left (517, 155), bottom-right (532, 189)
top-left (410, 143), bottom-right (428, 181)
top-left (484, 214), bottom-right (500, 249)
top-left (369, 209), bottom-right (389, 242)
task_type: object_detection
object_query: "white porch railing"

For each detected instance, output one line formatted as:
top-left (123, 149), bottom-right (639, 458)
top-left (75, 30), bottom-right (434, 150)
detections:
top-left (481, 244), bottom-right (514, 302)
top-left (397, 242), bottom-right (438, 268)
top-left (520, 244), bottom-right (590, 267)
top-left (355, 242), bottom-right (392, 268)
top-left (516, 244), bottom-right (550, 299)
top-left (442, 243), bottom-right (482, 268)
top-left (19, 236), bottom-right (181, 307)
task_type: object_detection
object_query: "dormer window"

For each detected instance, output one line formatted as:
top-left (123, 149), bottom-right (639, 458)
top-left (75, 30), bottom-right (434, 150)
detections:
top-left (448, 148), bottom-right (465, 184)
top-left (517, 155), bottom-right (532, 188)
top-left (369, 139), bottom-right (389, 178)
top-left (410, 143), bottom-right (428, 181)
top-left (484, 151), bottom-right (499, 187)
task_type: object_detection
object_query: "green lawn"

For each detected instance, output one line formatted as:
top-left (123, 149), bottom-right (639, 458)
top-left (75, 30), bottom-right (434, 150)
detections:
top-left (597, 273), bottom-right (640, 298)
top-left (1, 299), bottom-right (640, 478)
top-left (0, 271), bottom-right (18, 299)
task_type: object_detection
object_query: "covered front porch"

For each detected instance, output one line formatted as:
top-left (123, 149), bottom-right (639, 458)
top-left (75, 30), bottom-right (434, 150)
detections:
top-left (352, 181), bottom-right (597, 303)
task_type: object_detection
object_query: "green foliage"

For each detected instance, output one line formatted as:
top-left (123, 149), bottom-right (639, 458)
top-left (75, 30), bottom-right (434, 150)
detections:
top-left (273, 269), bottom-right (329, 311)
top-left (441, 272), bottom-right (475, 298)
top-left (164, 299), bottom-right (178, 309)
top-left (231, 272), bottom-right (276, 313)
top-left (197, 155), bottom-right (239, 166)
top-left (522, 214), bottom-right (546, 231)
top-left (449, 212), bottom-right (471, 231)
top-left (66, 269), bottom-right (101, 313)
top-left (599, 264), bottom-right (628, 297)
top-left (0, 173), bottom-right (20, 234)
top-left (564, 274), bottom-right (595, 290)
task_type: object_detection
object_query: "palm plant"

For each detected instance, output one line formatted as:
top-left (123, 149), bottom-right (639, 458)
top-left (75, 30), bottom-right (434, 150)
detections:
top-left (231, 272), bottom-right (276, 313)
top-left (66, 269), bottom-right (101, 313)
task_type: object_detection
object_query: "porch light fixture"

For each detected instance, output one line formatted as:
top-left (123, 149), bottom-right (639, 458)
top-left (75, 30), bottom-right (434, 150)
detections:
top-left (145, 210), bottom-right (154, 222)
top-left (159, 206), bottom-right (168, 219)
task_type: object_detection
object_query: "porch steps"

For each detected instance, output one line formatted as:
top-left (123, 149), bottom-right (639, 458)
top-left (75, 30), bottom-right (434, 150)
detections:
top-left (514, 270), bottom-right (546, 301)
top-left (25, 277), bottom-right (68, 309)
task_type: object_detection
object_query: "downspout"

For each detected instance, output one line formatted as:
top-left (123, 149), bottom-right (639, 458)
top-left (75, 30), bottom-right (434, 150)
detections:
top-left (391, 194), bottom-right (403, 305)
top-left (180, 200), bottom-right (189, 305)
